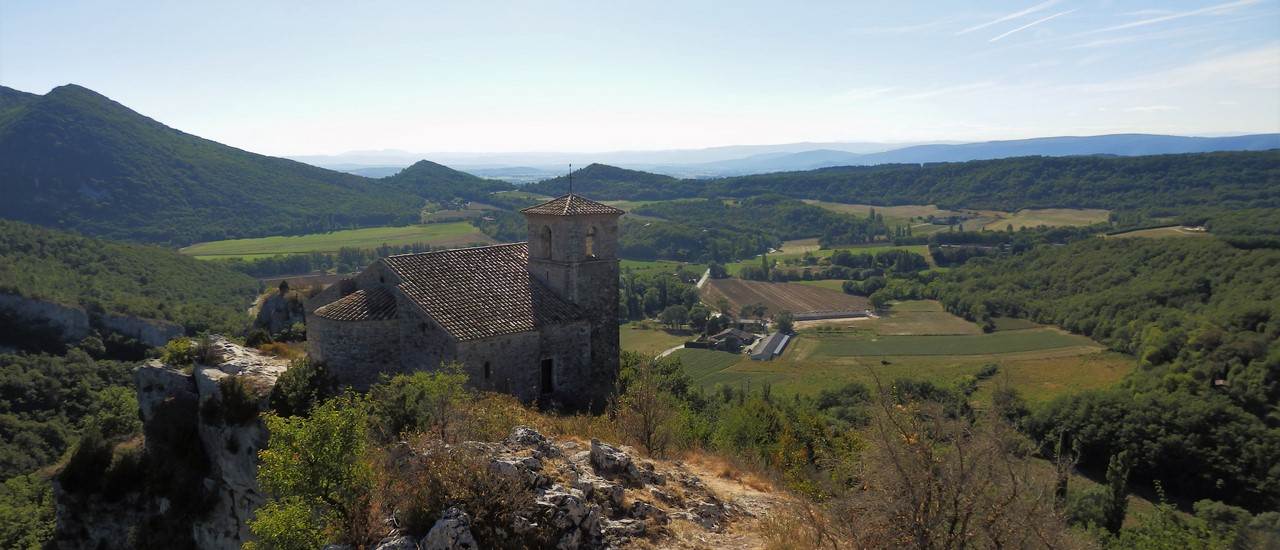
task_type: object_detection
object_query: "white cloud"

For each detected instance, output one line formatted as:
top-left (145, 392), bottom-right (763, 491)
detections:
top-left (1080, 43), bottom-right (1280, 93)
top-left (1123, 105), bottom-right (1178, 112)
top-left (957, 0), bottom-right (1062, 35)
top-left (989, 10), bottom-right (1076, 42)
top-left (1088, 0), bottom-right (1267, 35)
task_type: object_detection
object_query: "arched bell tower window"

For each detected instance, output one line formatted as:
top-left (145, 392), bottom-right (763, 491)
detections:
top-left (539, 225), bottom-right (552, 259)
top-left (585, 226), bottom-right (596, 258)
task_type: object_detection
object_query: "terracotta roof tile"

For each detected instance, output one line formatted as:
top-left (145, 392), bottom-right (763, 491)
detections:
top-left (521, 194), bottom-right (624, 216)
top-left (314, 287), bottom-right (397, 322)
top-left (383, 243), bottom-right (586, 341)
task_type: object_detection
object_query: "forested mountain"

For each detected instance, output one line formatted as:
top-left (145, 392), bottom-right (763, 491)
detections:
top-left (549, 151), bottom-right (1278, 213)
top-left (523, 163), bottom-right (697, 198)
top-left (930, 237), bottom-right (1280, 510)
top-left (0, 84), bottom-right (426, 245)
top-left (383, 160), bottom-right (514, 202)
top-left (705, 151), bottom-right (1280, 213)
top-left (0, 219), bottom-right (260, 335)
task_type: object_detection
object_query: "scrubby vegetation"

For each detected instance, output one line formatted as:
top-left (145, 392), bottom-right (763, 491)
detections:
top-left (0, 220), bottom-right (260, 334)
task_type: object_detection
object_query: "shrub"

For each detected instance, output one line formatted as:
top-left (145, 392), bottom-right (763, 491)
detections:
top-left (218, 376), bottom-right (260, 426)
top-left (269, 358), bottom-right (335, 418)
top-left (161, 337), bottom-right (194, 365)
top-left (244, 329), bottom-right (273, 348)
top-left (256, 341), bottom-right (297, 359)
top-left (382, 442), bottom-right (555, 546)
top-left (368, 364), bottom-right (470, 443)
top-left (56, 427), bottom-right (114, 494)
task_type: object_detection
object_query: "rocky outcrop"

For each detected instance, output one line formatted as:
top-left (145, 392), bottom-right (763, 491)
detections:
top-left (382, 426), bottom-right (757, 550)
top-left (0, 292), bottom-right (183, 347)
top-left (254, 291), bottom-right (305, 335)
top-left (57, 336), bottom-right (288, 550)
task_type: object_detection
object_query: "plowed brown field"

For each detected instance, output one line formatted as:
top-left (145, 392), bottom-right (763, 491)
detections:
top-left (701, 279), bottom-right (869, 316)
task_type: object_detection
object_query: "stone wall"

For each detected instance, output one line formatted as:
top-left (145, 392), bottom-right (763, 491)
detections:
top-left (397, 300), bottom-right (459, 377)
top-left (540, 321), bottom-right (595, 405)
top-left (0, 292), bottom-right (183, 347)
top-left (308, 314), bottom-right (401, 391)
top-left (457, 331), bottom-right (542, 399)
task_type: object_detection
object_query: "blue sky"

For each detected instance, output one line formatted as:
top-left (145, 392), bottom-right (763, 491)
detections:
top-left (2, 1), bottom-right (1277, 156)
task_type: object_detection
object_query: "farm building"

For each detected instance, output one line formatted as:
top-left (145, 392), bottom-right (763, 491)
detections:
top-left (305, 194), bottom-right (623, 410)
top-left (751, 332), bottom-right (791, 361)
top-left (707, 327), bottom-right (759, 352)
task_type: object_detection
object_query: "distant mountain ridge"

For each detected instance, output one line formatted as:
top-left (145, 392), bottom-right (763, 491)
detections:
top-left (291, 134), bottom-right (1280, 179)
top-left (0, 84), bottom-right (489, 246)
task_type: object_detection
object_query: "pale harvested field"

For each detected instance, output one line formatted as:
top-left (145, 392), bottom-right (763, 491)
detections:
top-left (700, 279), bottom-right (869, 316)
top-left (801, 200), bottom-right (968, 219)
top-left (1108, 226), bottom-right (1211, 239)
top-left (981, 208), bottom-right (1110, 231)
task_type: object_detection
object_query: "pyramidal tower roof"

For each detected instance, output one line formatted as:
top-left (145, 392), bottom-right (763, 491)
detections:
top-left (520, 194), bottom-right (624, 216)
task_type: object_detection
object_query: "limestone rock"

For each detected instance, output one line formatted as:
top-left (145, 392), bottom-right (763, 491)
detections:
top-left (374, 534), bottom-right (418, 550)
top-left (507, 425), bottom-right (562, 458)
top-left (422, 507), bottom-right (478, 550)
top-left (536, 485), bottom-right (602, 549)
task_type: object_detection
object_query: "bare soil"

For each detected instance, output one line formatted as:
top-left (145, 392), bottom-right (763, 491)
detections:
top-left (701, 279), bottom-right (869, 316)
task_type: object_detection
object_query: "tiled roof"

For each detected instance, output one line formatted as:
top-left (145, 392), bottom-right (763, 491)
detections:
top-left (382, 243), bottom-right (586, 341)
top-left (314, 287), bottom-right (397, 322)
top-left (521, 194), bottom-right (625, 216)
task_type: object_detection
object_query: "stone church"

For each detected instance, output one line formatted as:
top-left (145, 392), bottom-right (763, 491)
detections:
top-left (305, 194), bottom-right (623, 409)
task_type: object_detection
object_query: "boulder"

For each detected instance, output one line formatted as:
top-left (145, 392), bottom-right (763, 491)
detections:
top-left (373, 534), bottom-right (418, 550)
top-left (536, 486), bottom-right (602, 549)
top-left (507, 425), bottom-right (562, 458)
top-left (422, 507), bottom-right (478, 550)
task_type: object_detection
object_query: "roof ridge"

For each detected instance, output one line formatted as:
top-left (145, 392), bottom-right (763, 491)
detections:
top-left (383, 241), bottom-right (524, 260)
top-left (520, 193), bottom-right (625, 216)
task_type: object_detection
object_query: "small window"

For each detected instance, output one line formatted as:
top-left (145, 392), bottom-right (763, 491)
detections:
top-left (539, 225), bottom-right (552, 258)
top-left (540, 358), bottom-right (554, 394)
top-left (585, 226), bottom-right (596, 258)
top-left (484, 361), bottom-right (491, 380)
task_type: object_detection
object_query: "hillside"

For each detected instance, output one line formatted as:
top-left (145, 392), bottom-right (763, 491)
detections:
top-left (0, 219), bottom-right (260, 336)
top-left (383, 159), bottom-right (514, 202)
top-left (541, 151), bottom-right (1279, 218)
top-left (522, 163), bottom-right (698, 199)
top-left (0, 84), bottom-right (426, 245)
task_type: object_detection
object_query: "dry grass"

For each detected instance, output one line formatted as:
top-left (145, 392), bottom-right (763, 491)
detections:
top-left (1108, 226), bottom-right (1212, 239)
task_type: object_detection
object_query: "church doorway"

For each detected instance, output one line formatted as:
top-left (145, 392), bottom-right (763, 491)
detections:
top-left (540, 358), bottom-right (554, 393)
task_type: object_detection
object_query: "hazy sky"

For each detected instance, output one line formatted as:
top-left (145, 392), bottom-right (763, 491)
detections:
top-left (2, 1), bottom-right (1278, 156)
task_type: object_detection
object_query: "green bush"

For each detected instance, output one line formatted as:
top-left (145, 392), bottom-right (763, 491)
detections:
top-left (56, 428), bottom-right (113, 494)
top-left (218, 377), bottom-right (260, 425)
top-left (269, 358), bottom-right (334, 418)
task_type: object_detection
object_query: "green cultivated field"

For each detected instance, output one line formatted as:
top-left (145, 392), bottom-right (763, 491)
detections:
top-left (675, 300), bottom-right (1122, 408)
top-left (811, 329), bottom-right (1093, 357)
top-left (670, 348), bottom-right (745, 379)
top-left (621, 259), bottom-right (697, 278)
top-left (181, 222), bottom-right (492, 259)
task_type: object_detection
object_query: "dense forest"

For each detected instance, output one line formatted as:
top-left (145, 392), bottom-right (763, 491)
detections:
top-left (0, 220), bottom-right (260, 334)
top-left (537, 152), bottom-right (1280, 215)
top-left (928, 236), bottom-right (1280, 511)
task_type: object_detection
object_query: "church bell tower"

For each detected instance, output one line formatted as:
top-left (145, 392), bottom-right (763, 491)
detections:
top-left (520, 194), bottom-right (623, 403)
